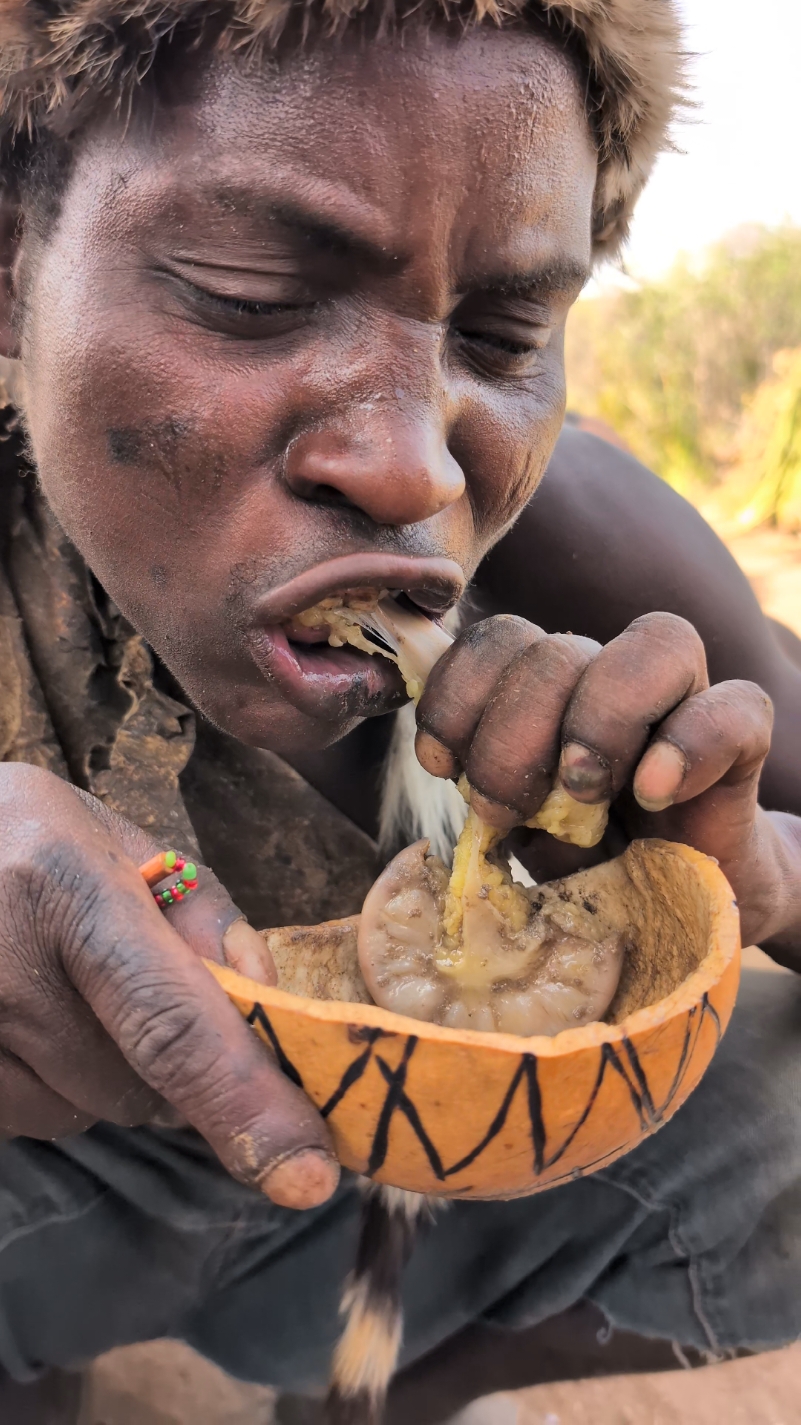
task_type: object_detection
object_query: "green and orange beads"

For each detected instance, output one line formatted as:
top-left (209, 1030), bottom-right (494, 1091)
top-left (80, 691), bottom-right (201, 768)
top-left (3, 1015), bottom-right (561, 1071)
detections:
top-left (138, 849), bottom-right (199, 908)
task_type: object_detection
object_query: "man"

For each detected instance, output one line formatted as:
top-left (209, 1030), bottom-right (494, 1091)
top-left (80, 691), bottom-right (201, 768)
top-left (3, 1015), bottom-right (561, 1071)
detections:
top-left (0, 3), bottom-right (800, 1421)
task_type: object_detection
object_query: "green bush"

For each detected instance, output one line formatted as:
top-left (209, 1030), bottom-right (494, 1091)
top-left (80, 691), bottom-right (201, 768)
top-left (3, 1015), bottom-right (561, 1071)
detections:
top-left (565, 226), bottom-right (801, 495)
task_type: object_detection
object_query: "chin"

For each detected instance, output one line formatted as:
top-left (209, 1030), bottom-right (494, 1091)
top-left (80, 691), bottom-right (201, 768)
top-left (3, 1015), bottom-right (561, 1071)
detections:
top-left (186, 678), bottom-right (363, 755)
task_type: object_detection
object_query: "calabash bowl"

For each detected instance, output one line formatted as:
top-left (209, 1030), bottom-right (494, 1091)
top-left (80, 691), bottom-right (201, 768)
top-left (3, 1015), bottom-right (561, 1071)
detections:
top-left (208, 839), bottom-right (740, 1200)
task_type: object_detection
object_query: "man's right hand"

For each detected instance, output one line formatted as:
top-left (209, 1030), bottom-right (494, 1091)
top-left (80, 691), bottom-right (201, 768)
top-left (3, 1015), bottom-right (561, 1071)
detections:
top-left (0, 764), bottom-right (339, 1210)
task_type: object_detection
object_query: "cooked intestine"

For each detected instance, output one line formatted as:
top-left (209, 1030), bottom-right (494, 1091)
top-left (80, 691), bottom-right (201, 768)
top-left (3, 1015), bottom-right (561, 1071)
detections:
top-left (358, 829), bottom-right (624, 1035)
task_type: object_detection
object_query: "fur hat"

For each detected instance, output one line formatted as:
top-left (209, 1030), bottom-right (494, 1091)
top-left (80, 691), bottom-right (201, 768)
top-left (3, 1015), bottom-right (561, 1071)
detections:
top-left (0, 0), bottom-right (686, 258)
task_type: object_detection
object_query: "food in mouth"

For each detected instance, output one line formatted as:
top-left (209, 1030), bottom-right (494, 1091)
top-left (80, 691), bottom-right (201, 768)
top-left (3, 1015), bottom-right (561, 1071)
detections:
top-left (286, 589), bottom-right (610, 844)
top-left (284, 589), bottom-right (453, 702)
top-left (287, 591), bottom-right (622, 1035)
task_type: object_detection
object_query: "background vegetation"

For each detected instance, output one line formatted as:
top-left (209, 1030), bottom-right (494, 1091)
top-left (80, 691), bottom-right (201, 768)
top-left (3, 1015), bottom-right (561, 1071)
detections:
top-left (565, 225), bottom-right (801, 528)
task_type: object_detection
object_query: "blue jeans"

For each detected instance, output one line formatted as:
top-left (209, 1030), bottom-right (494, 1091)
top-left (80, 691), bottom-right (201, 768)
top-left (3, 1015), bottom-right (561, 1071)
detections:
top-left (0, 971), bottom-right (799, 1388)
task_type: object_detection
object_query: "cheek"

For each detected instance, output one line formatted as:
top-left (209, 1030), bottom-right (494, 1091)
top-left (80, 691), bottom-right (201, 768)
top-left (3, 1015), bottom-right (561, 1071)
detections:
top-left (451, 344), bottom-right (566, 546)
top-left (20, 270), bottom-right (299, 641)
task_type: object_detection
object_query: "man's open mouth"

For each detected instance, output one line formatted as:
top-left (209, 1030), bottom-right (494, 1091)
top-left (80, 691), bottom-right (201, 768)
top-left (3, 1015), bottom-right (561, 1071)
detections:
top-left (248, 553), bottom-right (464, 724)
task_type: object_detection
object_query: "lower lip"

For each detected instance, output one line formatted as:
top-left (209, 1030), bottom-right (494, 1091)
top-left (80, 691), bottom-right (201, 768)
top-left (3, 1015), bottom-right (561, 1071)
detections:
top-left (248, 624), bottom-right (405, 722)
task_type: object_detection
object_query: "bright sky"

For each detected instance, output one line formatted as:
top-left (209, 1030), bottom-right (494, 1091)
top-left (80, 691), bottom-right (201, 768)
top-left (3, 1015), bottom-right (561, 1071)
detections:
top-left (608, 0), bottom-right (800, 281)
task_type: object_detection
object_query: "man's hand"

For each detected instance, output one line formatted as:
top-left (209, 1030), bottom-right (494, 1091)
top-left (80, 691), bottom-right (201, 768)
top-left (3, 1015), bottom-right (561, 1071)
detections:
top-left (414, 611), bottom-right (801, 956)
top-left (0, 764), bottom-right (339, 1209)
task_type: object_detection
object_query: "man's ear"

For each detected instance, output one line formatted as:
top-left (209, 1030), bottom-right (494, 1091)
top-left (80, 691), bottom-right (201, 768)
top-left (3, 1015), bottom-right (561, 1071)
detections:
top-left (0, 187), bottom-right (22, 359)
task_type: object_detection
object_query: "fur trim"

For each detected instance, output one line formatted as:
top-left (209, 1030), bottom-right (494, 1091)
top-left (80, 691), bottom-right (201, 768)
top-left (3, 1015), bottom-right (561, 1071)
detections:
top-left (0, 0), bottom-right (686, 256)
top-left (326, 1184), bottom-right (432, 1425)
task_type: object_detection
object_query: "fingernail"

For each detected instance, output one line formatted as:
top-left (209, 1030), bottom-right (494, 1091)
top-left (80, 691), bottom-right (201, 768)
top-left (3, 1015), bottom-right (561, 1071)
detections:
top-left (415, 729), bottom-right (459, 779)
top-left (222, 919), bottom-right (278, 986)
top-left (634, 741), bottom-right (687, 812)
top-left (260, 1150), bottom-right (340, 1210)
top-left (559, 743), bottom-right (610, 801)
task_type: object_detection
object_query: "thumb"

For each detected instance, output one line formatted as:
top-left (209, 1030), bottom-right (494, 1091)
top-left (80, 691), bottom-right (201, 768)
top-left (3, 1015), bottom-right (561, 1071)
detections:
top-left (63, 854), bottom-right (339, 1209)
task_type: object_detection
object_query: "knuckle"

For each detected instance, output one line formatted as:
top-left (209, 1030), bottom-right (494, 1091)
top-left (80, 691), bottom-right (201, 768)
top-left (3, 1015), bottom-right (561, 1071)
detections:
top-left (458, 614), bottom-right (539, 652)
top-left (510, 632), bottom-right (584, 687)
top-left (0, 839), bottom-right (99, 953)
top-left (631, 610), bottom-right (705, 657)
top-left (728, 680), bottom-right (774, 753)
top-left (544, 633), bottom-right (595, 676)
top-left (125, 1000), bottom-right (197, 1078)
top-left (31, 850), bottom-right (108, 958)
top-left (119, 986), bottom-right (219, 1101)
top-left (731, 679), bottom-right (774, 722)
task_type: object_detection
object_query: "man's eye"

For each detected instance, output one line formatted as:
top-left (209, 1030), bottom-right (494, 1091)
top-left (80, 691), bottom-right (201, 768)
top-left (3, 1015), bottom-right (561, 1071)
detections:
top-left (164, 270), bottom-right (319, 335)
top-left (206, 294), bottom-right (301, 318)
top-left (456, 328), bottom-right (539, 355)
top-left (189, 287), bottom-right (317, 328)
top-left (453, 323), bottom-right (551, 373)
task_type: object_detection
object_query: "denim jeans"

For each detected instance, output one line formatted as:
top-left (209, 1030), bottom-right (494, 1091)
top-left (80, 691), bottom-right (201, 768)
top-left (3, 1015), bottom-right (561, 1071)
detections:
top-left (0, 971), bottom-right (799, 1389)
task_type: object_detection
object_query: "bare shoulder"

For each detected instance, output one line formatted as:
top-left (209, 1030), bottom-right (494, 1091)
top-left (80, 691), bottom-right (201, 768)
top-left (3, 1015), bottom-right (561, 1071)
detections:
top-left (476, 426), bottom-right (801, 813)
top-left (478, 426), bottom-right (779, 685)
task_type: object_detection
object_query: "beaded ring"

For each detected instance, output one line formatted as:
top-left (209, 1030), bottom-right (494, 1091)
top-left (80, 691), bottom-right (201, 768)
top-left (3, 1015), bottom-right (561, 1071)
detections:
top-left (138, 849), bottom-right (199, 909)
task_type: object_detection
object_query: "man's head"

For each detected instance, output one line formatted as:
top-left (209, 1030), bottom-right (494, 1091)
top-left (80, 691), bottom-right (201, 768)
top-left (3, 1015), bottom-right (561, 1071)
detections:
top-left (0, 1), bottom-right (683, 755)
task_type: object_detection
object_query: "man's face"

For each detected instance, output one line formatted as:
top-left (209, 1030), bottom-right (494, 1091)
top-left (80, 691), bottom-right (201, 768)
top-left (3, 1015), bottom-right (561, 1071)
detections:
top-left (18, 24), bottom-right (596, 753)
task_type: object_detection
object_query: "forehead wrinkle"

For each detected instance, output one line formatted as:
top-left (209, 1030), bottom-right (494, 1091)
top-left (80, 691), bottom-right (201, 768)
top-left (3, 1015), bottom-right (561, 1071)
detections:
top-left (196, 180), bottom-right (409, 273)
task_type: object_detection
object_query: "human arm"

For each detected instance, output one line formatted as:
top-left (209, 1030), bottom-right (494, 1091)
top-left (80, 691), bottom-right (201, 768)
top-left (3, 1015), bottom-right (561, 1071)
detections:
top-left (477, 426), bottom-right (801, 817)
top-left (0, 763), bottom-right (338, 1207)
top-left (409, 432), bottom-right (801, 967)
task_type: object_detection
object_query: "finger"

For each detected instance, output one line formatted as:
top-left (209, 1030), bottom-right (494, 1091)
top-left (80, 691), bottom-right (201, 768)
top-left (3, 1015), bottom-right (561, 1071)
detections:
top-left (0, 771), bottom-right (335, 1206)
top-left (0, 1047), bottom-right (97, 1140)
top-left (415, 616), bottom-right (545, 778)
top-left (465, 634), bottom-right (595, 824)
top-left (12, 797), bottom-right (273, 1111)
top-left (59, 862), bottom-right (338, 1207)
top-left (72, 787), bottom-right (275, 981)
top-left (165, 871), bottom-right (275, 982)
top-left (6, 1008), bottom-right (162, 1128)
top-left (633, 681), bottom-right (773, 812)
top-left (0, 870), bottom-right (166, 1127)
top-left (558, 613), bottom-right (709, 804)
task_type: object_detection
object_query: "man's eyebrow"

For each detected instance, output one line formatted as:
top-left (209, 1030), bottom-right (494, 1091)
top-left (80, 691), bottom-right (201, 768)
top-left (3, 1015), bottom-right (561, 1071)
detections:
top-left (204, 183), bottom-right (404, 272)
top-left (469, 259), bottom-right (591, 299)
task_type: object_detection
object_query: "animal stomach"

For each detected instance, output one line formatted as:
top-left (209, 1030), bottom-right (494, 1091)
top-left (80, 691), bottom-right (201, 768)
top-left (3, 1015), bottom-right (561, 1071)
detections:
top-left (358, 817), bottom-right (624, 1037)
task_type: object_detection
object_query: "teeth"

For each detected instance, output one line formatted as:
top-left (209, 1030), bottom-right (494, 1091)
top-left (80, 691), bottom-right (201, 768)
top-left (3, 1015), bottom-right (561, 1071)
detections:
top-left (289, 592), bottom-right (452, 702)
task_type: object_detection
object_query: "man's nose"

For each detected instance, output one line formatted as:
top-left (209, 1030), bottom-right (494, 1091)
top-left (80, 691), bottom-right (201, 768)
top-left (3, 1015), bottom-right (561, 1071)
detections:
top-left (284, 408), bottom-right (466, 526)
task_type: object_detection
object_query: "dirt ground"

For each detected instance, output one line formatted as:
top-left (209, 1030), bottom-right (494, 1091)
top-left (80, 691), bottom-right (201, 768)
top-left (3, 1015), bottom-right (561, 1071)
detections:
top-left (79, 526), bottom-right (801, 1424)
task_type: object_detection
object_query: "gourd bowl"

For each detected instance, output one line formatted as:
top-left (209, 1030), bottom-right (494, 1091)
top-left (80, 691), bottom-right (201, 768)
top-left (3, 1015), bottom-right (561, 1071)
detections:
top-left (208, 838), bottom-right (741, 1200)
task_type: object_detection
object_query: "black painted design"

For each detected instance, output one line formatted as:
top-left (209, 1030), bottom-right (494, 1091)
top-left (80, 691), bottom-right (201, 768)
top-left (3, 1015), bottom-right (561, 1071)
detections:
top-left (443, 1057), bottom-right (529, 1177)
top-left (367, 1037), bottom-right (420, 1177)
top-left (320, 1047), bottom-right (374, 1120)
top-left (244, 985), bottom-right (723, 1185)
top-left (701, 992), bottom-right (722, 1043)
top-left (657, 1002), bottom-right (699, 1117)
top-left (246, 1003), bottom-right (303, 1088)
top-left (621, 1037), bottom-right (658, 1124)
top-left (525, 1056), bottom-right (547, 1175)
top-left (375, 1054), bottom-right (445, 1180)
top-left (320, 1029), bottom-right (388, 1119)
top-left (538, 1046), bottom-right (622, 1169)
top-left (600, 1043), bottom-right (653, 1131)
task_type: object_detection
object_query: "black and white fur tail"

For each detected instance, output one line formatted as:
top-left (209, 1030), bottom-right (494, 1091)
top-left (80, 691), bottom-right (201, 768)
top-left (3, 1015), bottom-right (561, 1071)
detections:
top-left (325, 1185), bottom-right (432, 1425)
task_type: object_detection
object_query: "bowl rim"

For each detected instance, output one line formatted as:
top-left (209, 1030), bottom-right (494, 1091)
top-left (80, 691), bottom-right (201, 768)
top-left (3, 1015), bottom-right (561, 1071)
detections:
top-left (208, 839), bottom-right (740, 1060)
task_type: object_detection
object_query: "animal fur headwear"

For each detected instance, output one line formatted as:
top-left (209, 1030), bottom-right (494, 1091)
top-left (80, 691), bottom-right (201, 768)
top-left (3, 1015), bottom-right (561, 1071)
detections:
top-left (0, 0), bottom-right (686, 259)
